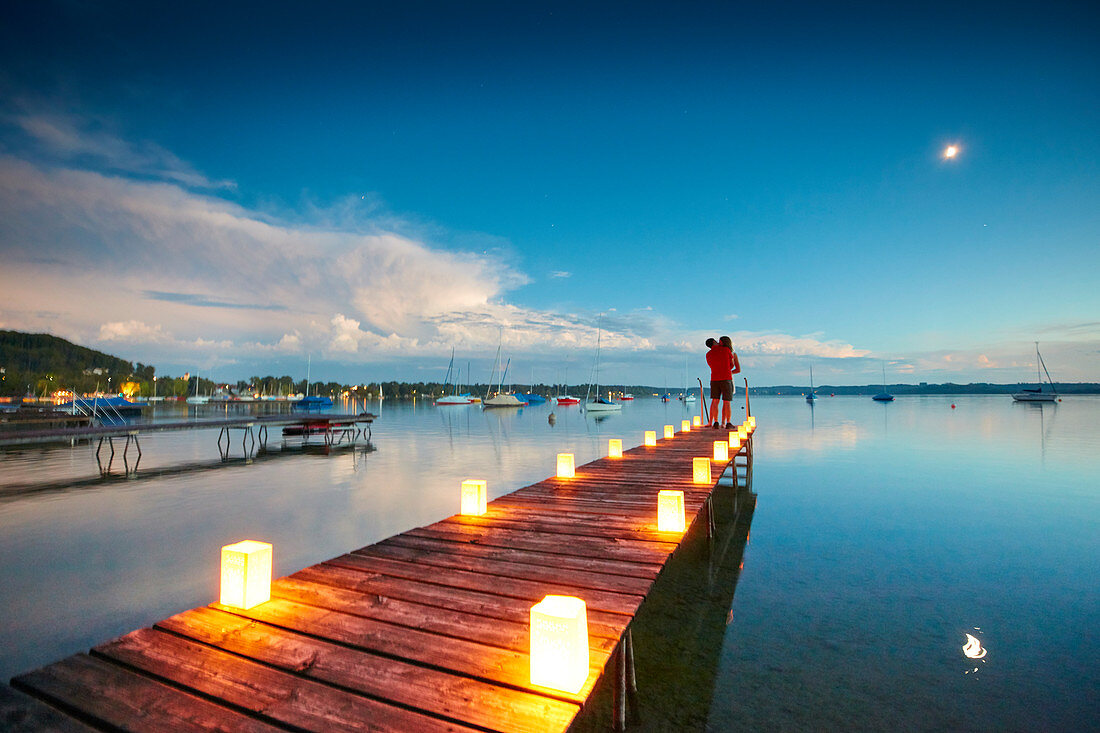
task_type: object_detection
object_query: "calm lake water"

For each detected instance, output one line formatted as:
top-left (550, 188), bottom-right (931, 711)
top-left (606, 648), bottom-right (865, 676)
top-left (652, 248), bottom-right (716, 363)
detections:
top-left (1, 394), bottom-right (1097, 730)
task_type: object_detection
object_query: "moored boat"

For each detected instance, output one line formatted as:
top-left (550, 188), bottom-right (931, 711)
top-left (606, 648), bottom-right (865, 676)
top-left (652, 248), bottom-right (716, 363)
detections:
top-left (1012, 343), bottom-right (1058, 403)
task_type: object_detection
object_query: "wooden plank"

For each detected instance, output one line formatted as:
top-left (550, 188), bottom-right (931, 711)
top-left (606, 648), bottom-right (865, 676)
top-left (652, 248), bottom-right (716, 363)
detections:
top-left (12, 653), bottom-right (282, 732)
top-left (94, 627), bottom-right (479, 733)
top-left (203, 598), bottom-right (607, 701)
top-left (157, 606), bottom-right (584, 731)
top-left (325, 552), bottom-right (646, 616)
top-left (0, 684), bottom-right (97, 733)
top-left (404, 523), bottom-right (677, 566)
top-left (380, 533), bottom-right (663, 579)
top-left (438, 512), bottom-right (680, 544)
top-left (264, 576), bottom-right (617, 655)
top-left (280, 567), bottom-right (631, 640)
top-left (356, 543), bottom-right (656, 596)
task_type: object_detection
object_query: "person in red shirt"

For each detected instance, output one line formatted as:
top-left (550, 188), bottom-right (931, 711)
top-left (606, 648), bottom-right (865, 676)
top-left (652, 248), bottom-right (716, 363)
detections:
top-left (706, 335), bottom-right (741, 428)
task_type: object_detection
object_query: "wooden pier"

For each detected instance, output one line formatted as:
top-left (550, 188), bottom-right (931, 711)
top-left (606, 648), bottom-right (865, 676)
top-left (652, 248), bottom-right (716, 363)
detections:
top-left (3, 421), bottom-right (754, 732)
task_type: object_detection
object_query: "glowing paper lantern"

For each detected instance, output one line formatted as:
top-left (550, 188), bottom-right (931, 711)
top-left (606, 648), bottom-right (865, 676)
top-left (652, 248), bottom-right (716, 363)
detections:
top-left (692, 457), bottom-right (711, 484)
top-left (713, 440), bottom-right (729, 461)
top-left (460, 479), bottom-right (487, 516)
top-left (681, 419), bottom-right (691, 432)
top-left (692, 416), bottom-right (702, 427)
top-left (530, 595), bottom-right (589, 694)
top-left (220, 540), bottom-right (272, 610)
top-left (738, 426), bottom-right (748, 441)
top-left (657, 490), bottom-right (686, 532)
top-left (557, 453), bottom-right (575, 478)
top-left (747, 416), bottom-right (756, 428)
top-left (663, 424), bottom-right (674, 439)
top-left (644, 430), bottom-right (657, 447)
top-left (608, 438), bottom-right (623, 458)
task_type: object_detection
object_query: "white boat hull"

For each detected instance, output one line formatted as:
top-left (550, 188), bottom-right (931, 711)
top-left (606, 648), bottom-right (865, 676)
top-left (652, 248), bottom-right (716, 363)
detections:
top-left (436, 395), bottom-right (472, 405)
top-left (1012, 392), bottom-right (1057, 402)
top-left (585, 401), bottom-right (622, 412)
top-left (483, 394), bottom-right (526, 408)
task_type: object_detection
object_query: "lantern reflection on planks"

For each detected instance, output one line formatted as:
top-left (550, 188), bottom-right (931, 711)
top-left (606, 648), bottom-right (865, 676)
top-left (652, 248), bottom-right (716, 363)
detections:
top-left (460, 479), bottom-right (488, 516)
top-left (692, 456), bottom-right (712, 484)
top-left (664, 424), bottom-right (674, 439)
top-left (530, 595), bottom-right (590, 694)
top-left (713, 440), bottom-right (729, 461)
top-left (220, 540), bottom-right (272, 610)
top-left (681, 419), bottom-right (691, 432)
top-left (657, 489), bottom-right (686, 532)
top-left (644, 430), bottom-right (657, 447)
top-left (608, 438), bottom-right (622, 459)
top-left (556, 453), bottom-right (575, 478)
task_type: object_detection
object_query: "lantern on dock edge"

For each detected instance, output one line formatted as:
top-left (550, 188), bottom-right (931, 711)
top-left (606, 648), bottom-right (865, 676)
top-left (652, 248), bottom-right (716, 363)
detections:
top-left (681, 419), bottom-right (690, 432)
top-left (728, 432), bottom-right (742, 452)
top-left (530, 595), bottom-right (589, 694)
top-left (460, 479), bottom-right (488, 516)
top-left (644, 430), bottom-right (657, 447)
top-left (663, 424), bottom-right (674, 439)
top-left (657, 490), bottom-right (686, 533)
top-left (692, 457), bottom-right (712, 484)
top-left (220, 540), bottom-right (272, 610)
top-left (692, 415), bottom-right (702, 427)
top-left (608, 438), bottom-right (622, 459)
top-left (713, 440), bottom-right (729, 462)
top-left (737, 426), bottom-right (748, 441)
top-left (557, 453), bottom-right (575, 478)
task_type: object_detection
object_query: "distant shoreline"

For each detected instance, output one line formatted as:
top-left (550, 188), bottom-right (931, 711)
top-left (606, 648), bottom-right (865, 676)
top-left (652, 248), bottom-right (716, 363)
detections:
top-left (744, 383), bottom-right (1100, 396)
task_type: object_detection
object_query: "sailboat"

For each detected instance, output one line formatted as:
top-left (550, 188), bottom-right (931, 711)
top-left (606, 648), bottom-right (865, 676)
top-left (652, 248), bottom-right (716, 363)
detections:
top-left (185, 372), bottom-right (209, 404)
top-left (585, 318), bottom-right (621, 413)
top-left (872, 363), bottom-right (894, 402)
top-left (1012, 343), bottom-right (1059, 402)
top-left (295, 354), bottom-right (333, 409)
top-left (483, 341), bottom-right (527, 408)
top-left (806, 365), bottom-right (817, 403)
top-left (437, 348), bottom-right (473, 405)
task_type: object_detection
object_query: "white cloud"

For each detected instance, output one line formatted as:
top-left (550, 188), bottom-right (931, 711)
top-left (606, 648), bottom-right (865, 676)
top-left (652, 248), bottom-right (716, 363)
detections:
top-left (9, 112), bottom-right (235, 190)
top-left (550, 270), bottom-right (571, 278)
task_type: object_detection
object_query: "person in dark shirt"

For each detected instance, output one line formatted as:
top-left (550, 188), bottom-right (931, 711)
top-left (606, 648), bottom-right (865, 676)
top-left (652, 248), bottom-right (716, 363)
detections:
top-left (706, 336), bottom-right (741, 428)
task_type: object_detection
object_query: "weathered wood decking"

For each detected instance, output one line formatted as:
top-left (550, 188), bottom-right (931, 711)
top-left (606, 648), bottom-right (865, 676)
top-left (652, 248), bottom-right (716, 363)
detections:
top-left (5, 423), bottom-right (752, 732)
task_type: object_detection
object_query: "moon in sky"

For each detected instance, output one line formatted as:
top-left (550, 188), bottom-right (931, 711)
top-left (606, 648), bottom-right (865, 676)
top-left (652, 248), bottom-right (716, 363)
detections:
top-left (944, 145), bottom-right (959, 159)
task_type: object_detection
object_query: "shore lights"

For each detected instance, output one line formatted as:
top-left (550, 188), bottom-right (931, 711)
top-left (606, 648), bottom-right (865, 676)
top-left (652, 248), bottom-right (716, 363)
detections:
top-left (713, 440), bottom-right (729, 462)
top-left (608, 439), bottom-right (623, 459)
top-left (657, 490), bottom-right (686, 532)
top-left (693, 457), bottom-right (712, 484)
top-left (681, 419), bottom-right (690, 432)
top-left (530, 595), bottom-right (589, 694)
top-left (664, 424), bottom-right (674, 439)
top-left (557, 453), bottom-right (575, 478)
top-left (220, 540), bottom-right (272, 610)
top-left (644, 430), bottom-right (657, 447)
top-left (460, 479), bottom-right (488, 516)
top-left (692, 416), bottom-right (703, 427)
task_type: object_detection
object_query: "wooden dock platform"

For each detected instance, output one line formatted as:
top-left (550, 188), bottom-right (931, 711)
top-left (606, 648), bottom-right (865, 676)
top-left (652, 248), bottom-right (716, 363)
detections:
top-left (4, 422), bottom-right (754, 732)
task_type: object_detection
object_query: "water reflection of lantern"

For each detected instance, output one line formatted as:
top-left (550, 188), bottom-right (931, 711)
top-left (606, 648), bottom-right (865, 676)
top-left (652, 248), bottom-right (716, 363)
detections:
top-left (692, 457), bottom-right (711, 484)
top-left (657, 490), bottom-right (686, 532)
top-left (713, 440), bottom-right (729, 461)
top-left (608, 438), bottom-right (622, 459)
top-left (220, 540), bottom-right (272, 610)
top-left (530, 595), bottom-right (589, 694)
top-left (663, 424), bottom-right (674, 439)
top-left (644, 430), bottom-right (657, 447)
top-left (681, 419), bottom-right (690, 432)
top-left (692, 416), bottom-right (702, 427)
top-left (460, 479), bottom-right (487, 516)
top-left (557, 453), bottom-right (575, 478)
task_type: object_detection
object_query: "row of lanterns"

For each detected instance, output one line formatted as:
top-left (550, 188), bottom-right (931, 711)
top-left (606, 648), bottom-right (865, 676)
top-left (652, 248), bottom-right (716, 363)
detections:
top-left (218, 417), bottom-right (756, 696)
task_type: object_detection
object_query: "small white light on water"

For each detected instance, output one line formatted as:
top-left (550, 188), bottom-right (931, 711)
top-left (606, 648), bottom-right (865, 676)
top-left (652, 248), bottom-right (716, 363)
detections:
top-left (962, 633), bottom-right (987, 659)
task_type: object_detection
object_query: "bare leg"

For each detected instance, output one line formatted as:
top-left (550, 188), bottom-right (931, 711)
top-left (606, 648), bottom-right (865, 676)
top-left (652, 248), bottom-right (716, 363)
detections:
top-left (722, 399), bottom-right (732, 426)
top-left (710, 398), bottom-right (720, 424)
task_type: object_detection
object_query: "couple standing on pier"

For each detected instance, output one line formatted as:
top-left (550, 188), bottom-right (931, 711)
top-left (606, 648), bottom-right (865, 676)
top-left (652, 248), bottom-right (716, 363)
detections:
top-left (706, 336), bottom-right (740, 429)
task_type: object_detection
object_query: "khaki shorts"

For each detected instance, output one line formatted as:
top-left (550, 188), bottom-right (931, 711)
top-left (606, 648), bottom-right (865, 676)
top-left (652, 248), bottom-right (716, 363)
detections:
top-left (710, 379), bottom-right (734, 401)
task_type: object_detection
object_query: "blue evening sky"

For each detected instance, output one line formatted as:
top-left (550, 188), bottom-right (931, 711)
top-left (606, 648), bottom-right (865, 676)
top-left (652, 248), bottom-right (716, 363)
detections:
top-left (1, 1), bottom-right (1097, 386)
